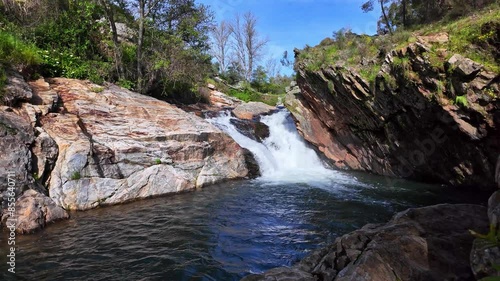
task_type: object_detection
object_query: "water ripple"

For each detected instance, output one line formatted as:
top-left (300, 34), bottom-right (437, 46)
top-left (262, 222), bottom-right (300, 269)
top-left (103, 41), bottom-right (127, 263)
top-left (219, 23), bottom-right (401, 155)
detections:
top-left (0, 176), bottom-right (488, 281)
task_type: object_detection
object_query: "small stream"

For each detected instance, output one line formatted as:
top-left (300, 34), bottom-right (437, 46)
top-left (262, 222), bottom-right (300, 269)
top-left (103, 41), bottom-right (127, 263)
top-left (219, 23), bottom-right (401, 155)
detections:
top-left (0, 110), bottom-right (488, 280)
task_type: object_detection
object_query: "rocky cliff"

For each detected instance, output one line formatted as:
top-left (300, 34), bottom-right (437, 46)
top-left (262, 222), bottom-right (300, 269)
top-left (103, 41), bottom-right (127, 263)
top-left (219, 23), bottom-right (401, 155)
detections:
top-left (287, 37), bottom-right (499, 189)
top-left (1, 76), bottom-right (257, 233)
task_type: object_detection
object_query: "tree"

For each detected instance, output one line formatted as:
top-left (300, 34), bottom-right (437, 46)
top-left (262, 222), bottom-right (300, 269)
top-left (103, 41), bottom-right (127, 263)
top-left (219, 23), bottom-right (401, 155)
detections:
top-left (362, 0), bottom-right (394, 35)
top-left (210, 20), bottom-right (231, 73)
top-left (265, 57), bottom-right (281, 79)
top-left (230, 12), bottom-right (268, 81)
top-left (135, 0), bottom-right (162, 93)
top-left (280, 51), bottom-right (293, 68)
top-left (0, 0), bottom-right (53, 24)
top-left (125, 0), bottom-right (213, 94)
top-left (250, 65), bottom-right (268, 91)
top-left (98, 0), bottom-right (125, 80)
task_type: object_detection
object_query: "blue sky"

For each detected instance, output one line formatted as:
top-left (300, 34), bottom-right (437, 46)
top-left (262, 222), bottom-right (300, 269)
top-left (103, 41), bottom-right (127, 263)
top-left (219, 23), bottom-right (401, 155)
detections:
top-left (197, 0), bottom-right (381, 75)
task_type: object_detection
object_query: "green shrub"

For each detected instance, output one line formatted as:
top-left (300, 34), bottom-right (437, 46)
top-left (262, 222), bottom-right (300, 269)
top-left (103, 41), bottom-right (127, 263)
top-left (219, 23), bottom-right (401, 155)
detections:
top-left (0, 31), bottom-right (41, 67)
top-left (228, 88), bottom-right (261, 102)
top-left (117, 79), bottom-right (135, 90)
top-left (70, 171), bottom-right (81, 180)
top-left (454, 95), bottom-right (468, 107)
top-left (91, 86), bottom-right (104, 93)
top-left (38, 49), bottom-right (110, 84)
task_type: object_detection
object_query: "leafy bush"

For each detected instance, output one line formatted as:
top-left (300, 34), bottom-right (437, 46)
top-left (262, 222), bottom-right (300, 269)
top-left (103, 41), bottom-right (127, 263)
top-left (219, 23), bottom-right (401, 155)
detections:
top-left (0, 31), bottom-right (41, 67)
top-left (38, 49), bottom-right (110, 84)
top-left (116, 79), bottom-right (135, 90)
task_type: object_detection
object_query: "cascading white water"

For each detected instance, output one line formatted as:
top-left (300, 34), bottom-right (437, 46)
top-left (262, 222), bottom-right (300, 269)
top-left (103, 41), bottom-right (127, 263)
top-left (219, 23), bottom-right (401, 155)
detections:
top-left (208, 110), bottom-right (353, 184)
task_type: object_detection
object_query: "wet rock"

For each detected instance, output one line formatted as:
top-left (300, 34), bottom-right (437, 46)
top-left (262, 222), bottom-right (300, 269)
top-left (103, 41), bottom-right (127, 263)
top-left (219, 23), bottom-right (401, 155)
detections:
top-left (233, 102), bottom-right (276, 120)
top-left (230, 118), bottom-right (270, 143)
top-left (242, 148), bottom-right (261, 178)
top-left (250, 204), bottom-right (488, 281)
top-left (40, 78), bottom-right (255, 210)
top-left (1, 189), bottom-right (69, 234)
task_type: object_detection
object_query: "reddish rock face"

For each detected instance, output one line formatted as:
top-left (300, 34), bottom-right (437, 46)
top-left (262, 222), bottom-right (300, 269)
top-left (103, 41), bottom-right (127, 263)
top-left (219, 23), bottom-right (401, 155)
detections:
top-left (37, 78), bottom-right (255, 210)
top-left (288, 42), bottom-right (500, 189)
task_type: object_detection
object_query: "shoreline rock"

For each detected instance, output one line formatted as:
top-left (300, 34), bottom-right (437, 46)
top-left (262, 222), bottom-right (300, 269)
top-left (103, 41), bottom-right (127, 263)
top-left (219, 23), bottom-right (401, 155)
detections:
top-left (41, 78), bottom-right (256, 210)
top-left (243, 204), bottom-right (488, 281)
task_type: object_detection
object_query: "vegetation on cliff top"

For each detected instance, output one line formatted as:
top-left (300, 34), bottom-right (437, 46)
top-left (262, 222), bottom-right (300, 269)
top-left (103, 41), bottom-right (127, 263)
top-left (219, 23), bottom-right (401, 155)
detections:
top-left (296, 2), bottom-right (500, 82)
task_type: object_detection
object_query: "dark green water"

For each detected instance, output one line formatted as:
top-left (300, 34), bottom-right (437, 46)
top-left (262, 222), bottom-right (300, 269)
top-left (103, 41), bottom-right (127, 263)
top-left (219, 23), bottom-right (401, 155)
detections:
top-left (0, 171), bottom-right (488, 281)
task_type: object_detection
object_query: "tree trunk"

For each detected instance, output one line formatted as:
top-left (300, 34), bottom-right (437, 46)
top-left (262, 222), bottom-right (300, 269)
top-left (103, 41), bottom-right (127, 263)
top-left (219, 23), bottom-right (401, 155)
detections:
top-left (402, 0), bottom-right (407, 27)
top-left (99, 0), bottom-right (124, 80)
top-left (380, 0), bottom-right (394, 35)
top-left (137, 0), bottom-right (145, 93)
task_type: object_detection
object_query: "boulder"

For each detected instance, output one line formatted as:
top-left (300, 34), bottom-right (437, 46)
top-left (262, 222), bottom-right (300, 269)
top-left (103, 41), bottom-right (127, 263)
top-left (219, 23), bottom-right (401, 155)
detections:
top-left (471, 239), bottom-right (500, 280)
top-left (0, 109), bottom-right (34, 196)
top-left (245, 204), bottom-right (488, 281)
top-left (233, 102), bottom-right (276, 120)
top-left (230, 118), bottom-right (270, 143)
top-left (209, 90), bottom-right (241, 108)
top-left (3, 71), bottom-right (33, 106)
top-left (40, 78), bottom-right (254, 210)
top-left (1, 189), bottom-right (69, 234)
top-left (416, 32), bottom-right (449, 45)
top-left (470, 191), bottom-right (500, 279)
top-left (447, 54), bottom-right (483, 78)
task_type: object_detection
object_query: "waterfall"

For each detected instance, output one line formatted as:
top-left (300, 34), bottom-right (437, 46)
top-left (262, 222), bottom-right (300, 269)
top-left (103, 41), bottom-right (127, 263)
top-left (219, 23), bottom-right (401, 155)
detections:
top-left (208, 110), bottom-right (347, 184)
